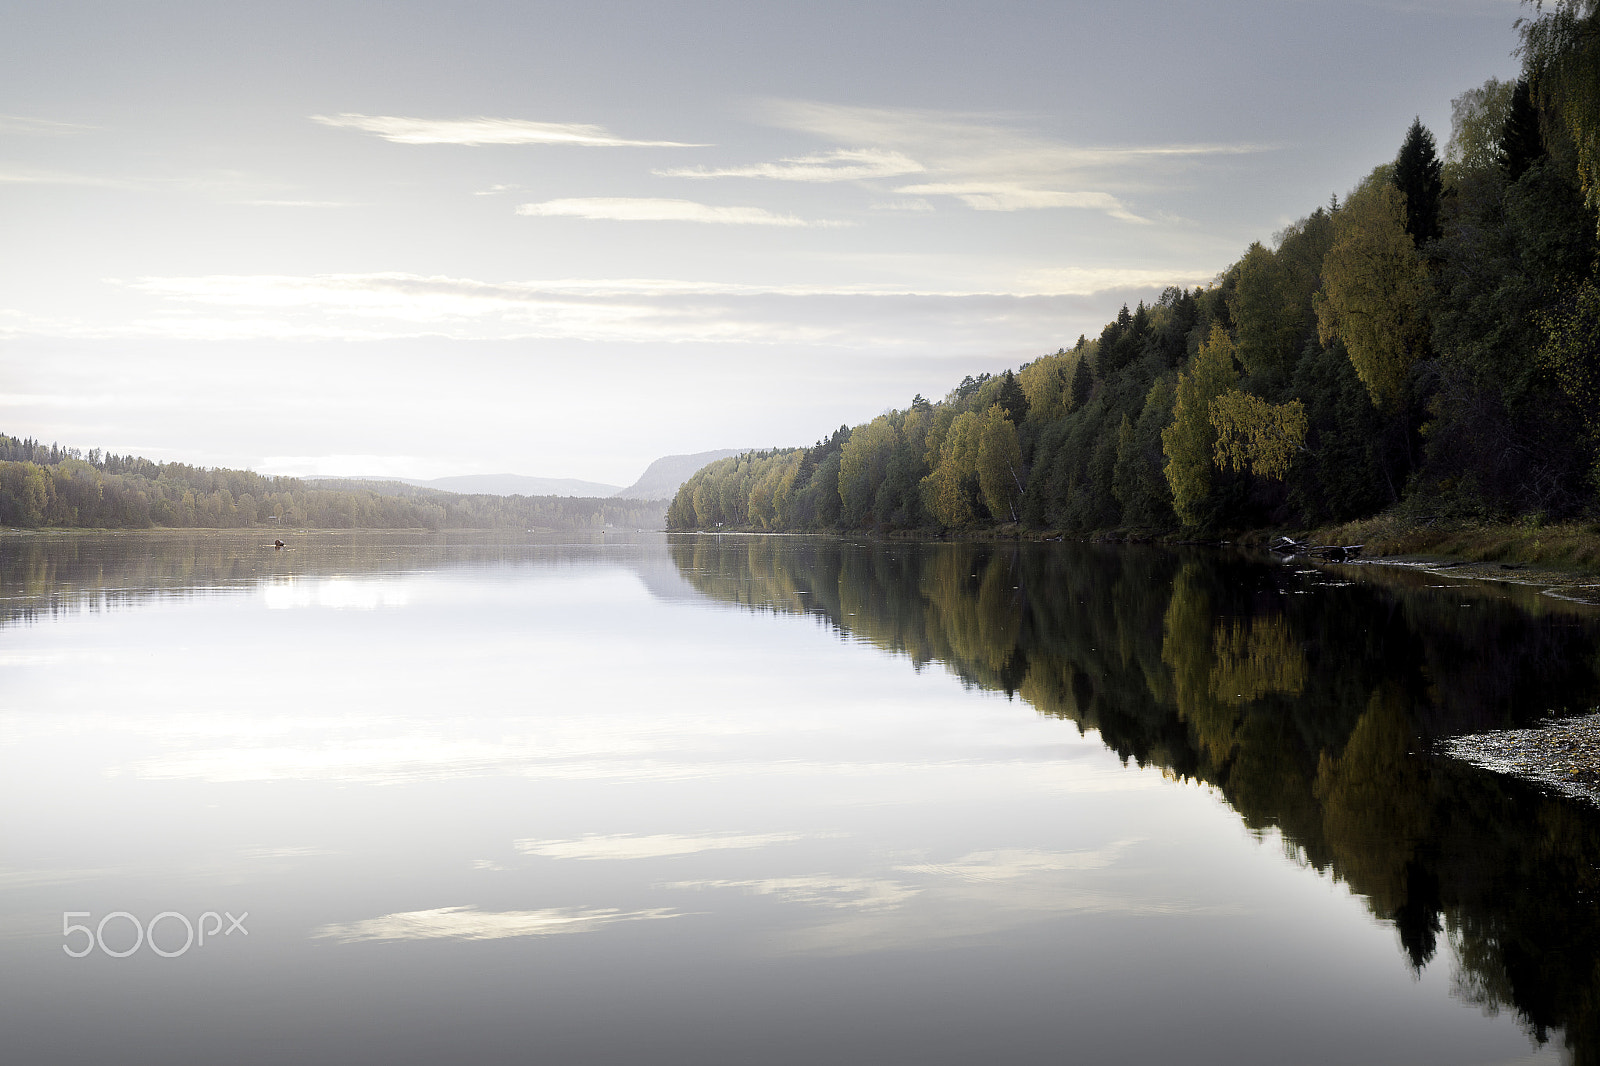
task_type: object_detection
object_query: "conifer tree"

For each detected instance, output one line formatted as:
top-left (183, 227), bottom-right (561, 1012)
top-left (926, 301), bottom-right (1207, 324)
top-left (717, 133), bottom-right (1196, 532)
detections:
top-left (1500, 78), bottom-right (1546, 182)
top-left (1069, 357), bottom-right (1093, 409)
top-left (1393, 118), bottom-right (1444, 247)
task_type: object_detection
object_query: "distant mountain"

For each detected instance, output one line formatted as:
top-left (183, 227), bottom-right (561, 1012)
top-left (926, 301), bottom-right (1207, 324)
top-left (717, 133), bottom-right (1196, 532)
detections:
top-left (309, 474), bottom-right (622, 498)
top-left (612, 449), bottom-right (747, 500)
top-left (304, 451), bottom-right (751, 502)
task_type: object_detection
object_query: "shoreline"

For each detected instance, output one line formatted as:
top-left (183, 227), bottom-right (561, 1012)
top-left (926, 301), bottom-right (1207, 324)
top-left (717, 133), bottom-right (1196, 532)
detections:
top-left (1329, 555), bottom-right (1600, 607)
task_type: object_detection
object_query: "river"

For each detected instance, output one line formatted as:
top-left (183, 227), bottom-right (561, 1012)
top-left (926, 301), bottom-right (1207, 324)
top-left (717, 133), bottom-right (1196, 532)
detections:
top-left (1, 531), bottom-right (1595, 1064)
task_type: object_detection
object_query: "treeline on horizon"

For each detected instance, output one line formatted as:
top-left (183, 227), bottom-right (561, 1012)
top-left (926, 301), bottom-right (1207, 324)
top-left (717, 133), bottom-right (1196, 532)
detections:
top-left (670, 4), bottom-right (1600, 537)
top-left (0, 435), bottom-right (665, 532)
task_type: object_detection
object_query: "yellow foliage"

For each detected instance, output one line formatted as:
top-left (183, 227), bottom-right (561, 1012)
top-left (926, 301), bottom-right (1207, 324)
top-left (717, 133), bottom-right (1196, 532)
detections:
top-left (1314, 170), bottom-right (1428, 409)
top-left (1210, 390), bottom-right (1308, 481)
top-left (1018, 351), bottom-right (1076, 421)
top-left (976, 404), bottom-right (1023, 522)
top-left (1209, 615), bottom-right (1307, 704)
top-left (925, 410), bottom-right (983, 527)
top-left (1161, 323), bottom-right (1239, 526)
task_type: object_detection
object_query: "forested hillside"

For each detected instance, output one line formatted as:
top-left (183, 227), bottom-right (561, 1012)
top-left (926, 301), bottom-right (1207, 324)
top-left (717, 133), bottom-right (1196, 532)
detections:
top-left (670, 4), bottom-right (1600, 538)
top-left (0, 436), bottom-right (665, 531)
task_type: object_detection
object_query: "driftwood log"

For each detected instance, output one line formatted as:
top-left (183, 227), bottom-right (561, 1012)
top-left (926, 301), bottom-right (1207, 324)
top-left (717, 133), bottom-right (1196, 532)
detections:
top-left (1269, 536), bottom-right (1362, 561)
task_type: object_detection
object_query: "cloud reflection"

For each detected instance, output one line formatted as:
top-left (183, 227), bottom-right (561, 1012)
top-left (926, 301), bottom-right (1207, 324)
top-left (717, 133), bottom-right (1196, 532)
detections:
top-left (660, 840), bottom-right (1236, 957)
top-left (517, 832), bottom-right (806, 861)
top-left (896, 842), bottom-right (1137, 882)
top-left (261, 578), bottom-right (410, 610)
top-left (312, 905), bottom-right (680, 943)
top-left (668, 875), bottom-right (918, 910)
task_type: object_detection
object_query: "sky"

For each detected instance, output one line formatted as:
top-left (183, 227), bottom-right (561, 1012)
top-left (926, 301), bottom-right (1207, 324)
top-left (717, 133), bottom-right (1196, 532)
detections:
top-left (0, 0), bottom-right (1527, 485)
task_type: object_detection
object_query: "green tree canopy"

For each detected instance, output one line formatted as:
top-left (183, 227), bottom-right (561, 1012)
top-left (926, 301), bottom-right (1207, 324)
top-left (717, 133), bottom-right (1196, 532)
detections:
top-left (1315, 169), bottom-right (1430, 410)
top-left (1519, 0), bottom-right (1600, 229)
top-left (1162, 323), bottom-right (1240, 526)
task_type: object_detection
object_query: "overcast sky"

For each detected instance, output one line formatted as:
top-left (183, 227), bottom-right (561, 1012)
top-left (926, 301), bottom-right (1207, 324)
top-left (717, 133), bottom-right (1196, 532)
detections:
top-left (0, 0), bottom-right (1525, 484)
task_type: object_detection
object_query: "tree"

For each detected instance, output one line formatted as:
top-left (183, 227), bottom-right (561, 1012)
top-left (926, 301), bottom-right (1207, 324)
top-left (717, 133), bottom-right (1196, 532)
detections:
top-left (1162, 323), bottom-right (1240, 526)
top-left (838, 414), bottom-right (900, 527)
top-left (976, 405), bottom-right (1024, 522)
top-left (1211, 390), bottom-right (1309, 481)
top-left (1538, 279), bottom-right (1600, 483)
top-left (1112, 377), bottom-right (1180, 528)
top-left (994, 369), bottom-right (1029, 423)
top-left (1446, 78), bottom-right (1516, 182)
top-left (1019, 351), bottom-right (1073, 422)
top-left (1394, 118), bottom-right (1444, 247)
top-left (1500, 78), bottom-right (1546, 182)
top-left (1315, 169), bottom-right (1430, 410)
top-left (1069, 355), bottom-right (1094, 408)
top-left (1230, 242), bottom-right (1297, 382)
top-left (925, 410), bottom-right (984, 528)
top-left (1519, 0), bottom-right (1600, 230)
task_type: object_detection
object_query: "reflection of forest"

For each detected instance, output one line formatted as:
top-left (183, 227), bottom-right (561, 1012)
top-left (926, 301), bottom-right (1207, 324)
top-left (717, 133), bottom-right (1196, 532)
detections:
top-left (0, 531), bottom-right (661, 629)
top-left (670, 534), bottom-right (1600, 1065)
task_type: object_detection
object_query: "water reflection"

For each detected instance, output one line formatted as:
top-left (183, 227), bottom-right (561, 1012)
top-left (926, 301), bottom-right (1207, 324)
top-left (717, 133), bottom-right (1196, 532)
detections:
top-left (2, 531), bottom-right (1594, 1064)
top-left (670, 535), bottom-right (1600, 1062)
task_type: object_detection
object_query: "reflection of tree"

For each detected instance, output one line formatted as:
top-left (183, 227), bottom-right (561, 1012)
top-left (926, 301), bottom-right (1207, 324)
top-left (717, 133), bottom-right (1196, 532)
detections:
top-left (1211, 615), bottom-right (1306, 704)
top-left (1313, 686), bottom-right (1433, 942)
top-left (1161, 563), bottom-right (1241, 766)
top-left (1160, 563), bottom-right (1308, 767)
top-left (672, 536), bottom-right (1600, 1063)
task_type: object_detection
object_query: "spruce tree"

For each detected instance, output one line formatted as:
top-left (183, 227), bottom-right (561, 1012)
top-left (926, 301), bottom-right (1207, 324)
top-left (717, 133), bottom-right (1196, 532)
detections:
top-left (1500, 79), bottom-right (1544, 183)
top-left (1393, 118), bottom-right (1444, 247)
top-left (995, 369), bottom-right (1028, 423)
top-left (1069, 356), bottom-right (1093, 409)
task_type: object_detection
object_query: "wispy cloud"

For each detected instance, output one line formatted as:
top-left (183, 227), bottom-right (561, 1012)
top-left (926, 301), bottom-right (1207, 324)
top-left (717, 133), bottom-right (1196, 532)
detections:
top-left (515, 197), bottom-right (836, 227)
top-left (895, 182), bottom-right (1148, 221)
top-left (0, 269), bottom-right (1210, 348)
top-left (656, 148), bottom-right (923, 182)
top-left (517, 832), bottom-right (806, 860)
top-left (123, 270), bottom-right (1213, 307)
top-left (236, 199), bottom-right (360, 208)
top-left (743, 100), bottom-right (1267, 220)
top-left (310, 113), bottom-right (704, 147)
top-left (0, 166), bottom-right (127, 188)
top-left (0, 115), bottom-right (99, 136)
top-left (312, 905), bottom-right (679, 943)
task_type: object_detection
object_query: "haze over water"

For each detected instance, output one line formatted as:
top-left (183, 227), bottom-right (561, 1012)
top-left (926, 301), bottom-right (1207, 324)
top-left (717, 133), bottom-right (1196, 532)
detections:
top-left (1, 532), bottom-right (1595, 1064)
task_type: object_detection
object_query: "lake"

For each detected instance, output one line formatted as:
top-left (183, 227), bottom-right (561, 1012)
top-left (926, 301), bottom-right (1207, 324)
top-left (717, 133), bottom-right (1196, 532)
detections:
top-left (1, 531), bottom-right (1596, 1065)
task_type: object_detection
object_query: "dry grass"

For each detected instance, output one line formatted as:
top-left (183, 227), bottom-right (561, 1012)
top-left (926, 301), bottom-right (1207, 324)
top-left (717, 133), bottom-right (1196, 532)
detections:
top-left (1304, 515), bottom-right (1600, 573)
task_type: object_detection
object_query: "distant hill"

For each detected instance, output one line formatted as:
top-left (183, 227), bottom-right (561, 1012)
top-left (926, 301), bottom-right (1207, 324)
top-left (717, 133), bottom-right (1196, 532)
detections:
top-left (0, 433), bottom-right (665, 531)
top-left (613, 449), bottom-right (747, 500)
top-left (304, 450), bottom-right (751, 502)
top-left (310, 474), bottom-right (621, 497)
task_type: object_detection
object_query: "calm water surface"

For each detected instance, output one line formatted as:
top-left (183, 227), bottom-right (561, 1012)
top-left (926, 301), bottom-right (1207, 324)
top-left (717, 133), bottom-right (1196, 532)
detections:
top-left (1, 531), bottom-right (1597, 1065)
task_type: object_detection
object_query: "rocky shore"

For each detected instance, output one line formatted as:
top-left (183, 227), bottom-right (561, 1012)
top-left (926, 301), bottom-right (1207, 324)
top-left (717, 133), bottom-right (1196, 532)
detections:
top-left (1440, 713), bottom-right (1600, 808)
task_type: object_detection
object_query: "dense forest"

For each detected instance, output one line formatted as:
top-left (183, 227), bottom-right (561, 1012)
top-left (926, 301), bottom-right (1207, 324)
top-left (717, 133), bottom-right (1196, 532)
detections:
top-left (0, 434), bottom-right (665, 531)
top-left (670, 3), bottom-right (1600, 537)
